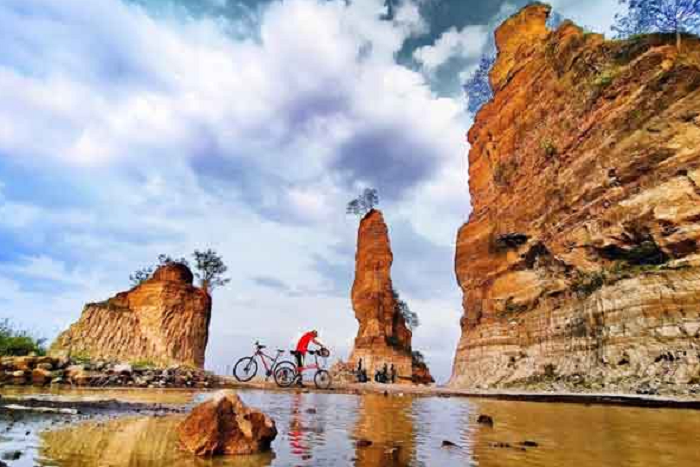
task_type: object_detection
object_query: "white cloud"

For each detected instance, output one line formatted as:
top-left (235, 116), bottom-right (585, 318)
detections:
top-left (0, 0), bottom-right (469, 382)
top-left (413, 25), bottom-right (488, 73)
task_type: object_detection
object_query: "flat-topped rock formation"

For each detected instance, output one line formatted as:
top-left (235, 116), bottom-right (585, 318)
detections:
top-left (451, 4), bottom-right (700, 393)
top-left (348, 209), bottom-right (432, 384)
top-left (50, 263), bottom-right (212, 368)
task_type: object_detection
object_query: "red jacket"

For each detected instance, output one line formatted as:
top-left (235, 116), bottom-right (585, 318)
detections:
top-left (295, 332), bottom-right (316, 354)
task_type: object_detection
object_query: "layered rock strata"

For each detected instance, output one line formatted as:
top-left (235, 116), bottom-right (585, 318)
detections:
top-left (452, 4), bottom-right (700, 393)
top-left (348, 209), bottom-right (431, 383)
top-left (50, 263), bottom-right (211, 368)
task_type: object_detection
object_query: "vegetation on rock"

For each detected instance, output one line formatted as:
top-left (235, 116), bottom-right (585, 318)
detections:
top-left (130, 250), bottom-right (230, 293)
top-left (346, 188), bottom-right (379, 217)
top-left (614, 0), bottom-right (700, 50)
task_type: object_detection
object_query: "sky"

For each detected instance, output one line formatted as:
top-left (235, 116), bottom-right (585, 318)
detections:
top-left (0, 0), bottom-right (624, 382)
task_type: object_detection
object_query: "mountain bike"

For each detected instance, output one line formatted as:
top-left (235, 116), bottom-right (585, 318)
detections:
top-left (233, 341), bottom-right (295, 383)
top-left (274, 347), bottom-right (332, 390)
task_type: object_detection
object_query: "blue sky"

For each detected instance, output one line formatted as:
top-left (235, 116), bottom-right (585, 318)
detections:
top-left (0, 0), bottom-right (623, 381)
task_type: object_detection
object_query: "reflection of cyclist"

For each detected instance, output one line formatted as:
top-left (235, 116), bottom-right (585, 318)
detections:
top-left (294, 330), bottom-right (324, 374)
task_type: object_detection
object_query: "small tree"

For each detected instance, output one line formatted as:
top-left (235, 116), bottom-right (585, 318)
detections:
top-left (157, 254), bottom-right (189, 268)
top-left (192, 249), bottom-right (231, 293)
top-left (392, 288), bottom-right (420, 331)
top-left (129, 266), bottom-right (154, 286)
top-left (129, 250), bottom-right (229, 293)
top-left (346, 188), bottom-right (379, 217)
top-left (464, 53), bottom-right (496, 114)
top-left (613, 0), bottom-right (700, 51)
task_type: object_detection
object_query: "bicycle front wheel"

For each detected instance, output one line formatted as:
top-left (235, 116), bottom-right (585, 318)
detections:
top-left (314, 370), bottom-right (332, 390)
top-left (274, 363), bottom-right (297, 388)
top-left (233, 357), bottom-right (258, 382)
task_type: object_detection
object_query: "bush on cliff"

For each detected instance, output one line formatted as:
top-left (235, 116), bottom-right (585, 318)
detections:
top-left (392, 288), bottom-right (420, 330)
top-left (0, 319), bottom-right (46, 356)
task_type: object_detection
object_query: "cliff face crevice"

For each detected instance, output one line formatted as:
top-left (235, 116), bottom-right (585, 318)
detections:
top-left (451, 4), bottom-right (700, 392)
top-left (50, 263), bottom-right (211, 368)
top-left (348, 209), bottom-right (432, 384)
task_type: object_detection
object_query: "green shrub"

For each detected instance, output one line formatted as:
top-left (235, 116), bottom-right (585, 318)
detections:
top-left (540, 139), bottom-right (558, 159)
top-left (0, 319), bottom-right (46, 356)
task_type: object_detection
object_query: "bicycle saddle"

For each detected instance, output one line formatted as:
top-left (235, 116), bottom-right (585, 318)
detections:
top-left (290, 350), bottom-right (301, 355)
top-left (308, 350), bottom-right (316, 355)
top-left (276, 349), bottom-right (284, 353)
top-left (257, 344), bottom-right (267, 349)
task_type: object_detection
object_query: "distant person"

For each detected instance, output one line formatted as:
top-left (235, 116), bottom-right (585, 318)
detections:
top-left (293, 330), bottom-right (325, 385)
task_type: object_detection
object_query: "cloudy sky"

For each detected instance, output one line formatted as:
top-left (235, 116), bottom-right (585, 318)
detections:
top-left (0, 0), bottom-right (623, 381)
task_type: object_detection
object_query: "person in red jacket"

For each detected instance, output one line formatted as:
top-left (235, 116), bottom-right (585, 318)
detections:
top-left (294, 330), bottom-right (324, 373)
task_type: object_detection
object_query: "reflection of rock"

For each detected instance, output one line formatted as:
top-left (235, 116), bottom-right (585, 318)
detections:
top-left (40, 415), bottom-right (274, 467)
top-left (353, 394), bottom-right (415, 466)
top-left (50, 263), bottom-right (212, 368)
top-left (348, 210), bottom-right (431, 383)
top-left (452, 3), bottom-right (700, 391)
top-left (178, 390), bottom-right (277, 456)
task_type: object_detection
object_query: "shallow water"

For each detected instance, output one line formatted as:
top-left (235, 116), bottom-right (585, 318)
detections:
top-left (2, 388), bottom-right (700, 466)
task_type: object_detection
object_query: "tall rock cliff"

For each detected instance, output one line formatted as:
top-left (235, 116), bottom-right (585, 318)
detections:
top-left (452, 4), bottom-right (700, 394)
top-left (348, 209), bottom-right (432, 383)
top-left (50, 263), bottom-right (212, 368)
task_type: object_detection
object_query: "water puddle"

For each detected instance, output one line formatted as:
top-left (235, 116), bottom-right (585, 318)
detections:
top-left (2, 388), bottom-right (700, 466)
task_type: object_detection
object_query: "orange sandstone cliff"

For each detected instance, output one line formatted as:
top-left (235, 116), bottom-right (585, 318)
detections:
top-left (50, 263), bottom-right (212, 368)
top-left (348, 209), bottom-right (432, 384)
top-left (451, 4), bottom-right (700, 394)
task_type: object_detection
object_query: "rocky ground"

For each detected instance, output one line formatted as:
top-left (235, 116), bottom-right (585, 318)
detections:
top-left (0, 355), bottom-right (226, 390)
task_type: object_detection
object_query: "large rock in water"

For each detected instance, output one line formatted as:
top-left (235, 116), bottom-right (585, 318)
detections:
top-left (50, 263), bottom-right (211, 368)
top-left (178, 390), bottom-right (277, 456)
top-left (348, 209), bottom-right (431, 383)
top-left (451, 3), bottom-right (700, 391)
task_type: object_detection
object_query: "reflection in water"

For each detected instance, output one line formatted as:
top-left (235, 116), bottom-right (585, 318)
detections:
top-left (470, 400), bottom-right (700, 467)
top-left (353, 394), bottom-right (415, 466)
top-left (37, 416), bottom-right (274, 467)
top-left (10, 388), bottom-right (700, 467)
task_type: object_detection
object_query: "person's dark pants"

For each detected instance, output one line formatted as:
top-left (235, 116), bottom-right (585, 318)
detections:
top-left (294, 351), bottom-right (304, 370)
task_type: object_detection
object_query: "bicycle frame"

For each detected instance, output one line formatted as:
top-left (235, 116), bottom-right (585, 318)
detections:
top-left (297, 353), bottom-right (325, 374)
top-left (253, 347), bottom-right (284, 374)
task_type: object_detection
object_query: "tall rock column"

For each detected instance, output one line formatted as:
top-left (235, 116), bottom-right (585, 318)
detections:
top-left (50, 263), bottom-right (212, 368)
top-left (348, 209), bottom-right (414, 381)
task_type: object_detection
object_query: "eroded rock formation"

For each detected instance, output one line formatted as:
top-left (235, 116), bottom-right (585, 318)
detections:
top-left (452, 4), bottom-right (700, 393)
top-left (50, 263), bottom-right (211, 368)
top-left (178, 390), bottom-right (277, 456)
top-left (348, 209), bottom-right (431, 383)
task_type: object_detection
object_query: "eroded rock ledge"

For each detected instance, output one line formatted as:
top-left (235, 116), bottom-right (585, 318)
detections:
top-left (50, 263), bottom-right (212, 369)
top-left (451, 3), bottom-right (700, 394)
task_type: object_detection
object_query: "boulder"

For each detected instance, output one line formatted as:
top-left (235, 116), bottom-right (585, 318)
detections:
top-left (178, 390), bottom-right (277, 456)
top-left (32, 368), bottom-right (52, 385)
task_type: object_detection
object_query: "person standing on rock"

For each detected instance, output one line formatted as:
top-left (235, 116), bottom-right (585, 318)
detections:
top-left (293, 330), bottom-right (324, 386)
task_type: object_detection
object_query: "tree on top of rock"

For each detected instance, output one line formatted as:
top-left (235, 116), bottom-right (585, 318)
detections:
top-left (130, 250), bottom-right (230, 293)
top-left (613, 0), bottom-right (700, 50)
top-left (192, 249), bottom-right (231, 293)
top-left (347, 188), bottom-right (379, 217)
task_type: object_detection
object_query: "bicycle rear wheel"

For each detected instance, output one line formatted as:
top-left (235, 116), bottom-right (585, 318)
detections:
top-left (314, 370), bottom-right (332, 390)
top-left (274, 363), bottom-right (297, 388)
top-left (233, 356), bottom-right (258, 382)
